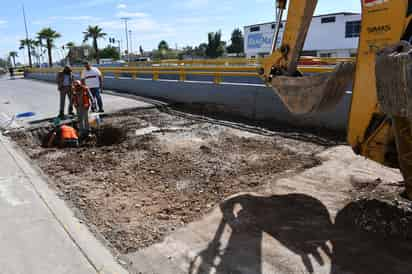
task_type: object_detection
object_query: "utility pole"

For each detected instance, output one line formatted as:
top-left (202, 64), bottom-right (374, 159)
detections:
top-left (22, 4), bottom-right (32, 67)
top-left (120, 17), bottom-right (130, 62)
top-left (129, 30), bottom-right (133, 55)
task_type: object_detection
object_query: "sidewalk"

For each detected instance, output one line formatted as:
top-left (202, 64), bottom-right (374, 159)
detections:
top-left (0, 135), bottom-right (128, 274)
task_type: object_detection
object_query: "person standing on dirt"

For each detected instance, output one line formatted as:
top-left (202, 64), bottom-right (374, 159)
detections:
top-left (57, 66), bottom-right (74, 119)
top-left (81, 62), bottom-right (104, 113)
top-left (72, 80), bottom-right (93, 139)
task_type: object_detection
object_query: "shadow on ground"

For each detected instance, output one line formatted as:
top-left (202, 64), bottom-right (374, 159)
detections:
top-left (189, 193), bottom-right (412, 274)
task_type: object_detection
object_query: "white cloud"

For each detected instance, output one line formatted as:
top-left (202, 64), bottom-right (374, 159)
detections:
top-left (0, 20), bottom-right (7, 25)
top-left (116, 11), bottom-right (148, 18)
top-left (117, 3), bottom-right (127, 9)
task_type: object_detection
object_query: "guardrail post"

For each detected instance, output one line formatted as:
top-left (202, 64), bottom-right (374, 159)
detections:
top-left (214, 73), bottom-right (222, 84)
top-left (179, 69), bottom-right (186, 82)
top-left (153, 72), bottom-right (159, 81)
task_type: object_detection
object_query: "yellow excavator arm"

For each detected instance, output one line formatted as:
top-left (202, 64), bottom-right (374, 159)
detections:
top-left (261, 0), bottom-right (412, 198)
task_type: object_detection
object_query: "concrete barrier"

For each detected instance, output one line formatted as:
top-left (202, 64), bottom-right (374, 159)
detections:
top-left (26, 72), bottom-right (351, 132)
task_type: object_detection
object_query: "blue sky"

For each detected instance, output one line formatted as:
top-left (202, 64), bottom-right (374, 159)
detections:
top-left (0, 0), bottom-right (361, 63)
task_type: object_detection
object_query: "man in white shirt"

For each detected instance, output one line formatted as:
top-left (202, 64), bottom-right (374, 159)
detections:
top-left (81, 62), bottom-right (104, 113)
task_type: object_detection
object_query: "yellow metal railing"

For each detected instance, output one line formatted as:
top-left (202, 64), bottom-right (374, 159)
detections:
top-left (128, 57), bottom-right (355, 67)
top-left (27, 56), bottom-right (349, 84)
top-left (27, 65), bottom-right (336, 84)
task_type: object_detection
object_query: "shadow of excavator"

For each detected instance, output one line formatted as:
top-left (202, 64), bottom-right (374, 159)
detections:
top-left (188, 193), bottom-right (412, 274)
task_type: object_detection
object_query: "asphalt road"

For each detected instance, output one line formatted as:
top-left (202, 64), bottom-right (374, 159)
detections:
top-left (0, 76), bottom-right (153, 127)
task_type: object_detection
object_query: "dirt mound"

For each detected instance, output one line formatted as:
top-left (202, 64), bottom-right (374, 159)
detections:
top-left (337, 198), bottom-right (412, 240)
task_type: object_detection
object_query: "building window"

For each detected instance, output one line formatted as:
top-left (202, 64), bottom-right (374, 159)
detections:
top-left (250, 26), bottom-right (260, 32)
top-left (346, 20), bottom-right (361, 38)
top-left (321, 16), bottom-right (336, 24)
top-left (320, 53), bottom-right (332, 58)
top-left (271, 23), bottom-right (283, 29)
top-left (301, 51), bottom-right (317, 57)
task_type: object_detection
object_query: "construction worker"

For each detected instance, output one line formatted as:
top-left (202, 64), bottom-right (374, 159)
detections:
top-left (46, 124), bottom-right (79, 148)
top-left (56, 66), bottom-right (74, 119)
top-left (81, 62), bottom-right (104, 113)
top-left (72, 80), bottom-right (93, 139)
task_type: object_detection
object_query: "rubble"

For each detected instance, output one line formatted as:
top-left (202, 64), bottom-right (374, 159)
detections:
top-left (10, 108), bottom-right (325, 254)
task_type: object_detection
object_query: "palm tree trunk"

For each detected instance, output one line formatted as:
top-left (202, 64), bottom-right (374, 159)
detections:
top-left (12, 57), bottom-right (16, 67)
top-left (93, 38), bottom-right (99, 64)
top-left (27, 45), bottom-right (32, 67)
top-left (47, 41), bottom-right (53, 67)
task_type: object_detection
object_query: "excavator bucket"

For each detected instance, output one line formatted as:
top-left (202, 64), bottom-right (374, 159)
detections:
top-left (270, 62), bottom-right (355, 114)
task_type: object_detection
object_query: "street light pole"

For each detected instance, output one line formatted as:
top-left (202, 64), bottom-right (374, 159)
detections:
top-left (129, 30), bottom-right (133, 55)
top-left (22, 4), bottom-right (32, 67)
top-left (121, 17), bottom-right (130, 63)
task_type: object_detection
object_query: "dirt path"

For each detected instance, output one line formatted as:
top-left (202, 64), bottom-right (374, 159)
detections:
top-left (10, 108), bottom-right (327, 254)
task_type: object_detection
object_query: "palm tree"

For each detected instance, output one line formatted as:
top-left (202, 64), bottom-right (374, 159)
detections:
top-left (37, 28), bottom-right (61, 67)
top-left (19, 38), bottom-right (37, 67)
top-left (64, 42), bottom-right (76, 65)
top-left (83, 25), bottom-right (107, 64)
top-left (31, 40), bottom-right (42, 66)
top-left (9, 51), bottom-right (18, 67)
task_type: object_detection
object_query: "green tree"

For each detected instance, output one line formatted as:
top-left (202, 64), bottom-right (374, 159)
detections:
top-left (206, 31), bottom-right (225, 58)
top-left (99, 46), bottom-right (120, 60)
top-left (9, 51), bottom-right (18, 67)
top-left (64, 42), bottom-right (76, 65)
top-left (30, 39), bottom-right (42, 66)
top-left (158, 40), bottom-right (169, 51)
top-left (37, 27), bottom-right (61, 67)
top-left (156, 40), bottom-right (171, 59)
top-left (19, 38), bottom-right (36, 67)
top-left (0, 58), bottom-right (10, 68)
top-left (227, 28), bottom-right (244, 54)
top-left (195, 43), bottom-right (208, 57)
top-left (83, 25), bottom-right (107, 64)
top-left (178, 46), bottom-right (194, 59)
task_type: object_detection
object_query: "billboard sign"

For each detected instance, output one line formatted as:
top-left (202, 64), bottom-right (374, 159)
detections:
top-left (247, 33), bottom-right (274, 51)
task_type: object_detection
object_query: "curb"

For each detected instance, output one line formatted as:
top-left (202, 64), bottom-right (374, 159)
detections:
top-left (0, 134), bottom-right (129, 274)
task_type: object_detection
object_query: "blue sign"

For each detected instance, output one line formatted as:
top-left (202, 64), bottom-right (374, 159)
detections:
top-left (247, 33), bottom-right (273, 49)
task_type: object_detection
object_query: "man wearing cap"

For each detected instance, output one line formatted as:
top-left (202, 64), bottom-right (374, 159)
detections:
top-left (56, 65), bottom-right (74, 118)
top-left (72, 80), bottom-right (93, 139)
top-left (80, 62), bottom-right (104, 113)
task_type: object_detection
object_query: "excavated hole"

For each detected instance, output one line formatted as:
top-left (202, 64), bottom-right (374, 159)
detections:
top-left (96, 125), bottom-right (127, 147)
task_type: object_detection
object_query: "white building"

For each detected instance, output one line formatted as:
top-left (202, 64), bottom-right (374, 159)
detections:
top-left (244, 12), bottom-right (361, 58)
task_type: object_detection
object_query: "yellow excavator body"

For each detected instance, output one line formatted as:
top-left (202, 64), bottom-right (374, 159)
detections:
top-left (261, 0), bottom-right (412, 198)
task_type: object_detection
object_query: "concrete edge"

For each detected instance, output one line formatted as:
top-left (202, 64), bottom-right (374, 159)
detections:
top-left (0, 134), bottom-right (129, 274)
